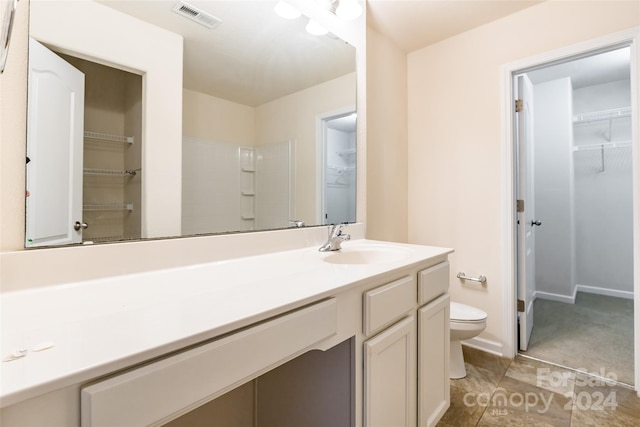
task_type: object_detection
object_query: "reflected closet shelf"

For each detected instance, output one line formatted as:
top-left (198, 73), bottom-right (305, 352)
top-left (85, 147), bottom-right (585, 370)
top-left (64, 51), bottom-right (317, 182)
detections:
top-left (83, 204), bottom-right (134, 212)
top-left (84, 168), bottom-right (139, 177)
top-left (84, 131), bottom-right (134, 144)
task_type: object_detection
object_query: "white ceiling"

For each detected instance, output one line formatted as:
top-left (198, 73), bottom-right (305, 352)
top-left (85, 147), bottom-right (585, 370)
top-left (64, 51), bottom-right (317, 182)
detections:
top-left (98, 1), bottom-right (626, 107)
top-left (526, 47), bottom-right (631, 89)
top-left (98, 1), bottom-right (356, 106)
top-left (327, 112), bottom-right (357, 132)
top-left (367, 1), bottom-right (630, 89)
top-left (366, 0), bottom-right (543, 52)
top-left (95, 0), bottom-right (545, 107)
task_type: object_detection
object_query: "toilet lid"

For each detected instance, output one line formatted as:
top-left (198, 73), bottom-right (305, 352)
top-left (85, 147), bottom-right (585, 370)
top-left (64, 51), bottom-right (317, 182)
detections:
top-left (450, 302), bottom-right (487, 322)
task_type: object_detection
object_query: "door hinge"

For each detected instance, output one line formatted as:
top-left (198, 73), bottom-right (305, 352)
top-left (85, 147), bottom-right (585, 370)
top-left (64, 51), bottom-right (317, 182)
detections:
top-left (517, 299), bottom-right (525, 313)
top-left (516, 199), bottom-right (524, 213)
top-left (515, 99), bottom-right (523, 113)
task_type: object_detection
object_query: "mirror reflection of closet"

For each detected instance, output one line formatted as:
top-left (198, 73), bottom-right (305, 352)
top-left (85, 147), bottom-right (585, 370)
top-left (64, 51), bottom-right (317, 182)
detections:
top-left (62, 53), bottom-right (142, 244)
top-left (323, 112), bottom-right (356, 225)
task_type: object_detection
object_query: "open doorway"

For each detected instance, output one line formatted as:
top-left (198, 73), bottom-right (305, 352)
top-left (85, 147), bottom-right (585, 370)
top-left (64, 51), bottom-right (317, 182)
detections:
top-left (513, 46), bottom-right (635, 385)
top-left (318, 110), bottom-right (357, 225)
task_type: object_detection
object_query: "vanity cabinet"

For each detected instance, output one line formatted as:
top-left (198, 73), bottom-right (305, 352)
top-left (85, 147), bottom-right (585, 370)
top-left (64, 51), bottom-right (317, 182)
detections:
top-left (363, 261), bottom-right (450, 427)
top-left (418, 294), bottom-right (450, 427)
top-left (364, 315), bottom-right (417, 427)
top-left (363, 275), bottom-right (417, 427)
top-left (1, 241), bottom-right (453, 427)
top-left (81, 299), bottom-right (338, 427)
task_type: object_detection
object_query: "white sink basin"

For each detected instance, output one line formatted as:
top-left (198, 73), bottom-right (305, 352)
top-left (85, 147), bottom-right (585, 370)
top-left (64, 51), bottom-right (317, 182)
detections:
top-left (322, 245), bottom-right (413, 265)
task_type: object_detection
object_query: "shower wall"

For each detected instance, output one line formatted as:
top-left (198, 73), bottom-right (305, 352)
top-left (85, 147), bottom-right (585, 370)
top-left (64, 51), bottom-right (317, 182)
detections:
top-left (533, 77), bottom-right (633, 301)
top-left (182, 137), bottom-right (248, 235)
top-left (255, 141), bottom-right (294, 230)
top-left (182, 137), bottom-right (293, 235)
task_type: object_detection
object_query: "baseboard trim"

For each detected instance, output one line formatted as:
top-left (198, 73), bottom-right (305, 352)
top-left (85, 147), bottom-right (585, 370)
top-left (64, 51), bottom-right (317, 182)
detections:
top-left (575, 284), bottom-right (634, 300)
top-left (462, 337), bottom-right (504, 358)
top-left (534, 290), bottom-right (576, 304)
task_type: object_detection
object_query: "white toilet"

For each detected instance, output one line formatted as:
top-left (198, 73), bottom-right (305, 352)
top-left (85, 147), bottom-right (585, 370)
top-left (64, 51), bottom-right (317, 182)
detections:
top-left (449, 302), bottom-right (487, 379)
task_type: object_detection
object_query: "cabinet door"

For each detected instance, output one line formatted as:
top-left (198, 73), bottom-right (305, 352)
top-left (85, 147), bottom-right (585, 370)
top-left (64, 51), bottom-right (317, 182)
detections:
top-left (364, 315), bottom-right (416, 427)
top-left (418, 294), bottom-right (450, 427)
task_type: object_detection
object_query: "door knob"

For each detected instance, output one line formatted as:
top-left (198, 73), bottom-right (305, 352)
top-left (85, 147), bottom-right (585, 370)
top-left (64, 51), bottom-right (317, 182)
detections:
top-left (74, 221), bottom-right (88, 231)
top-left (531, 220), bottom-right (542, 227)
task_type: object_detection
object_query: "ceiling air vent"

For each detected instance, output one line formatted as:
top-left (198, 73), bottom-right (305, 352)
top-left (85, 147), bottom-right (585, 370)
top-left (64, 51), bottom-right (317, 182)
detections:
top-left (171, 1), bottom-right (222, 29)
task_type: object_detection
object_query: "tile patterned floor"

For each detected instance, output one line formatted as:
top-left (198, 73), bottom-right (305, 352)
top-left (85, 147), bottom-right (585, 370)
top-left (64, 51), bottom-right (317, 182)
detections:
top-left (437, 347), bottom-right (640, 426)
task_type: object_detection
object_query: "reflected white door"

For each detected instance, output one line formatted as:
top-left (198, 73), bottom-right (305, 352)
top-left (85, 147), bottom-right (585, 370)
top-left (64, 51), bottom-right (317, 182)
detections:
top-left (26, 38), bottom-right (84, 247)
top-left (516, 74), bottom-right (536, 351)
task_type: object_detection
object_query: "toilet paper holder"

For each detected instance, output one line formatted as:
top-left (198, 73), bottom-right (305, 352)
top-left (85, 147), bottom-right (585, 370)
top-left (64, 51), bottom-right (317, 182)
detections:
top-left (457, 272), bottom-right (487, 284)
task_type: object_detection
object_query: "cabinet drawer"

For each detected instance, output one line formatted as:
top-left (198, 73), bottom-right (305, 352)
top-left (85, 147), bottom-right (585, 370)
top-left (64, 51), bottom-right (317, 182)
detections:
top-left (81, 299), bottom-right (337, 427)
top-left (418, 261), bottom-right (449, 305)
top-left (364, 276), bottom-right (416, 336)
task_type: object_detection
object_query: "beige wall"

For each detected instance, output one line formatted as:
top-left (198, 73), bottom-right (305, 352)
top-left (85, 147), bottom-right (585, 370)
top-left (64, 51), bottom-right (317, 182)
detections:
top-left (366, 26), bottom-right (408, 243)
top-left (255, 73), bottom-right (357, 225)
top-left (0, 0), bottom-right (29, 252)
top-left (407, 0), bottom-right (640, 351)
top-left (183, 89), bottom-right (255, 145)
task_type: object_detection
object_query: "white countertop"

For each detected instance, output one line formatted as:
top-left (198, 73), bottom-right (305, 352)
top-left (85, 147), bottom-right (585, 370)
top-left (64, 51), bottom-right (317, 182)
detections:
top-left (0, 239), bottom-right (451, 407)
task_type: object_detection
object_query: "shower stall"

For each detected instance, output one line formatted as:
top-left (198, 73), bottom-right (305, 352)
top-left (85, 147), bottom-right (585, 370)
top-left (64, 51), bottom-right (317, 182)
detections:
top-left (181, 137), bottom-right (294, 235)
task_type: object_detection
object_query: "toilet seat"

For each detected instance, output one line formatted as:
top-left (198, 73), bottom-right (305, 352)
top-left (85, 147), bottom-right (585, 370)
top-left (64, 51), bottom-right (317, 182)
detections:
top-left (450, 302), bottom-right (487, 322)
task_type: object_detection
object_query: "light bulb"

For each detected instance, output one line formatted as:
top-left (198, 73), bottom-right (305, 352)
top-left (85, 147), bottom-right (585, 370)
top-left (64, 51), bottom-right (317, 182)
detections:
top-left (306, 19), bottom-right (328, 36)
top-left (336, 0), bottom-right (362, 21)
top-left (274, 1), bottom-right (301, 19)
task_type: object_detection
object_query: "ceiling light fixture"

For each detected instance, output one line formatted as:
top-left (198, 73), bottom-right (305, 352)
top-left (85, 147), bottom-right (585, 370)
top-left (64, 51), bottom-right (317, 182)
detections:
top-left (305, 19), bottom-right (328, 36)
top-left (335, 0), bottom-right (362, 21)
top-left (274, 1), bottom-right (301, 19)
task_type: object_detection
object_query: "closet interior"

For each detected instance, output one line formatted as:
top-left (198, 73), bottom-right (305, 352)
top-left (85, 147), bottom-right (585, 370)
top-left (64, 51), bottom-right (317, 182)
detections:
top-left (61, 54), bottom-right (143, 243)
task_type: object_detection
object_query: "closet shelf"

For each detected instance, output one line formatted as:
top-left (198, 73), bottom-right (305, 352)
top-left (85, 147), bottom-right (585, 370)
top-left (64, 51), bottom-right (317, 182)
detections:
top-left (573, 107), bottom-right (631, 124)
top-left (327, 165), bottom-right (356, 172)
top-left (83, 203), bottom-right (134, 212)
top-left (84, 131), bottom-right (134, 144)
top-left (84, 168), bottom-right (139, 177)
top-left (337, 148), bottom-right (356, 158)
top-left (573, 141), bottom-right (632, 151)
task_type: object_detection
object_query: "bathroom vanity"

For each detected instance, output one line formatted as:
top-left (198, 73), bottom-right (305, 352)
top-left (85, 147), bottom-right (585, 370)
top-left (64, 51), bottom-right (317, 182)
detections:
top-left (0, 239), bottom-right (452, 427)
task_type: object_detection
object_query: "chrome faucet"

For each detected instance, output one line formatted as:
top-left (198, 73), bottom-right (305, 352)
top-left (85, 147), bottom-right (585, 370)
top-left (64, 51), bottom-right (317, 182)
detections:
top-left (319, 224), bottom-right (350, 252)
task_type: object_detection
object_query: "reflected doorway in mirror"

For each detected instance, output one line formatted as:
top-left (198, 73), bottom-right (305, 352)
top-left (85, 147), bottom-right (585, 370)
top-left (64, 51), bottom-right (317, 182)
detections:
top-left (318, 108), bottom-right (357, 225)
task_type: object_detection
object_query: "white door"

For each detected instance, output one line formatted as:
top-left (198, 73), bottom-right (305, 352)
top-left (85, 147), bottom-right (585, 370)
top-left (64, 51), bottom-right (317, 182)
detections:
top-left (418, 294), bottom-right (450, 427)
top-left (364, 315), bottom-right (416, 427)
top-left (26, 38), bottom-right (84, 247)
top-left (516, 74), bottom-right (537, 351)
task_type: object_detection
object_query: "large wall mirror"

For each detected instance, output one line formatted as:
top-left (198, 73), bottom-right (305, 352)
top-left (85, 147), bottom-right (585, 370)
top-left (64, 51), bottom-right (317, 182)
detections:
top-left (25, 0), bottom-right (356, 248)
